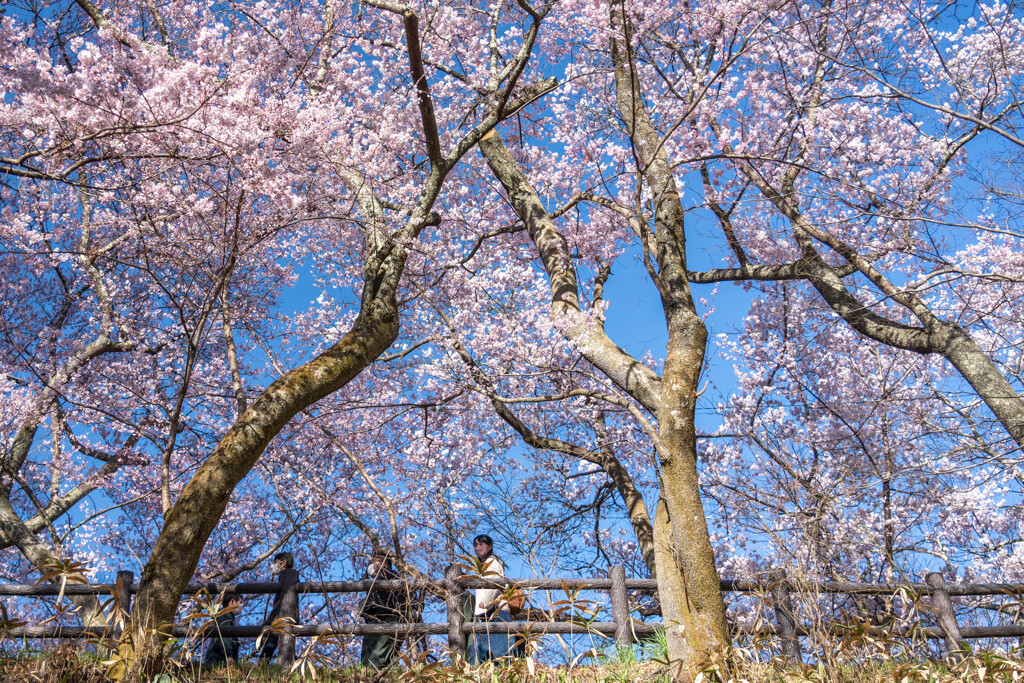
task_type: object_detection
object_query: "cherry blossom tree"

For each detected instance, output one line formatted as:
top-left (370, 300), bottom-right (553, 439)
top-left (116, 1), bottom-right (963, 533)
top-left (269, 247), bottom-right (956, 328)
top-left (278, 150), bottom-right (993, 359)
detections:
top-left (455, 0), bottom-right (1024, 674)
top-left (706, 290), bottom-right (1024, 585)
top-left (680, 0), bottom-right (1024, 619)
top-left (2, 0), bottom-right (560, 669)
top-left (679, 0), bottom-right (1024, 450)
top-left (4, 0), bottom-right (1024, 677)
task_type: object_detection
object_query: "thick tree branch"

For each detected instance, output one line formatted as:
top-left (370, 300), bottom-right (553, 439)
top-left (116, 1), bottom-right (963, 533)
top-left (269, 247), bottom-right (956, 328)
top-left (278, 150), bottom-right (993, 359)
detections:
top-left (402, 12), bottom-right (443, 168)
top-left (688, 261), bottom-right (858, 284)
top-left (478, 130), bottom-right (663, 414)
top-left (359, 1), bottom-right (442, 167)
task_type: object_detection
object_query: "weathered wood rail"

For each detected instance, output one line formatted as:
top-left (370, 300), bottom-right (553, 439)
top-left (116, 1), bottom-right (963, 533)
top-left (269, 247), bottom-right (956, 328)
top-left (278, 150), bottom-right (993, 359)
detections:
top-left (1, 568), bottom-right (1020, 666)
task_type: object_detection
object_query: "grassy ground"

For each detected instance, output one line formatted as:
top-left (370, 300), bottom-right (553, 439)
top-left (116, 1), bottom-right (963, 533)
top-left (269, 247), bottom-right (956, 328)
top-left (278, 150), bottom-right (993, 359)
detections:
top-left (5, 647), bottom-right (1024, 683)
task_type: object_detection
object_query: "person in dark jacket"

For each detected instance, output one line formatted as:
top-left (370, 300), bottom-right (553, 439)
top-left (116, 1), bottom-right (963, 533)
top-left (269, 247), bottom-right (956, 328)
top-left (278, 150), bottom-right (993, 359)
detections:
top-left (258, 551), bottom-right (300, 662)
top-left (358, 551), bottom-right (407, 670)
top-left (204, 593), bottom-right (243, 666)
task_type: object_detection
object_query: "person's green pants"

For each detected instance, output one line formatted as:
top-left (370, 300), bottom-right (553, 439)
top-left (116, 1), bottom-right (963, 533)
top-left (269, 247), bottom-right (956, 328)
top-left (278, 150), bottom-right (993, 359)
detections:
top-left (361, 616), bottom-right (403, 670)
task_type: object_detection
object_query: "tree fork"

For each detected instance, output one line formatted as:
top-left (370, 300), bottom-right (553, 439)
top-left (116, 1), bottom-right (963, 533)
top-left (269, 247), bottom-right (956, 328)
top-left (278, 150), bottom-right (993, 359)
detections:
top-left (606, 0), bottom-right (731, 670)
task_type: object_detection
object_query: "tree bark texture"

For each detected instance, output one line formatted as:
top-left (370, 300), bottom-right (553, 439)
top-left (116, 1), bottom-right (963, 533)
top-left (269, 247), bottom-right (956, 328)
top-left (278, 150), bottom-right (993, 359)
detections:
top-left (656, 315), bottom-right (731, 677)
top-left (479, 125), bottom-right (729, 678)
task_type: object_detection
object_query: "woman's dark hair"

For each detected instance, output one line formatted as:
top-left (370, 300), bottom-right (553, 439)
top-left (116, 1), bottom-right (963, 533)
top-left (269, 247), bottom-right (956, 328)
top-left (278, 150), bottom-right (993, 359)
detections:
top-left (473, 534), bottom-right (504, 568)
top-left (274, 551), bottom-right (295, 568)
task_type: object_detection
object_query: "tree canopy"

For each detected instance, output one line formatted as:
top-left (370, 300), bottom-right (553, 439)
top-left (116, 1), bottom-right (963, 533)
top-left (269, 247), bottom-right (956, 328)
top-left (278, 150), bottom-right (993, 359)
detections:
top-left (2, 0), bottom-right (1024, 675)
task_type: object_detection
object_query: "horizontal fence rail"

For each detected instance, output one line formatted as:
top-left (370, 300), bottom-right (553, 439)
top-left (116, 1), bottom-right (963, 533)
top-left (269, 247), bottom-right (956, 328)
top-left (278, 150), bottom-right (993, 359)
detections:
top-left (2, 622), bottom-right (663, 639)
top-left (2, 568), bottom-right (1020, 667)
top-left (7, 577), bottom-right (1023, 597)
top-left (10, 622), bottom-right (1024, 641)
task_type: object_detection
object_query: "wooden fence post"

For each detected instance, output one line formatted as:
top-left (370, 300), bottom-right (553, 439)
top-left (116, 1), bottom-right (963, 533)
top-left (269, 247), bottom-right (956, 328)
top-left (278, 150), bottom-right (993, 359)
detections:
top-left (926, 572), bottom-right (963, 659)
top-left (445, 564), bottom-right (467, 656)
top-left (768, 569), bottom-right (801, 665)
top-left (277, 577), bottom-right (299, 668)
top-left (609, 566), bottom-right (631, 648)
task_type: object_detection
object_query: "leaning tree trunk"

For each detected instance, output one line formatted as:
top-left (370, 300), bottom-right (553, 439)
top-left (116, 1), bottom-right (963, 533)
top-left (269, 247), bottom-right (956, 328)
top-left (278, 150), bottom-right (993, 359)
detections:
top-left (115, 263), bottom-right (405, 678)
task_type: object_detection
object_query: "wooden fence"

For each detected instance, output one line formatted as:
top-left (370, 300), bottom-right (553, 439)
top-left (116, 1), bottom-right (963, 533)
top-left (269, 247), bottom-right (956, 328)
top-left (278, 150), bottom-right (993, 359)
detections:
top-left (2, 567), bottom-right (1023, 666)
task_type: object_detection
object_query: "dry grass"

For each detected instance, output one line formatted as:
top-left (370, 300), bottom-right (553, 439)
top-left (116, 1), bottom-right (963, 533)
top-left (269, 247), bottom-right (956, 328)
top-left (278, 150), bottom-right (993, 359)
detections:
top-left (5, 625), bottom-right (1024, 683)
top-left (4, 650), bottom-right (1024, 683)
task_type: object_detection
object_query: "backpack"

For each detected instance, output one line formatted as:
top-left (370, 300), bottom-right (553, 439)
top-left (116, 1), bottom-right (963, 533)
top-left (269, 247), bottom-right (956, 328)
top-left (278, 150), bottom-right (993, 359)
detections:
top-left (508, 586), bottom-right (526, 616)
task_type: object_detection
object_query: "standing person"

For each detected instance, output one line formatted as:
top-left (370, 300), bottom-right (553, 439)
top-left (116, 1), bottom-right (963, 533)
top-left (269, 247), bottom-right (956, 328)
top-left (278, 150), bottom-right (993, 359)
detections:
top-left (204, 592), bottom-right (243, 666)
top-left (258, 551), bottom-right (300, 662)
top-left (358, 551), bottom-right (407, 670)
top-left (469, 534), bottom-right (513, 664)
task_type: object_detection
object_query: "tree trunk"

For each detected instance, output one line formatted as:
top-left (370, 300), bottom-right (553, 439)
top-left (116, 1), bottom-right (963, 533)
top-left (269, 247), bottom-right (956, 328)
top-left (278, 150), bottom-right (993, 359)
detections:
top-left (654, 311), bottom-right (731, 679)
top-left (118, 296), bottom-right (402, 677)
top-left (599, 442), bottom-right (658, 577)
top-left (605, 0), bottom-right (731, 671)
top-left (478, 122), bottom-right (730, 677)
